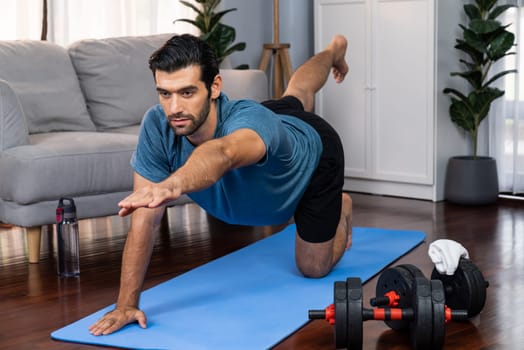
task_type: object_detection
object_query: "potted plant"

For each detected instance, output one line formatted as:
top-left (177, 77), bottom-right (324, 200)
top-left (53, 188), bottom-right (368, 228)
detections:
top-left (175, 0), bottom-right (248, 69)
top-left (443, 0), bottom-right (516, 205)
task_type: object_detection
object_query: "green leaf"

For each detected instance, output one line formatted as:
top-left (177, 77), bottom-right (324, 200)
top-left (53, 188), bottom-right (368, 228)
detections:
top-left (451, 70), bottom-right (483, 89)
top-left (472, 87), bottom-right (505, 125)
top-left (459, 59), bottom-right (479, 71)
top-left (443, 88), bottom-right (470, 103)
top-left (487, 30), bottom-right (515, 60)
top-left (203, 24), bottom-right (237, 62)
top-left (207, 23), bottom-right (234, 43)
top-left (223, 42), bottom-right (246, 57)
top-left (194, 15), bottom-right (207, 30)
top-left (216, 25), bottom-right (235, 47)
top-left (484, 24), bottom-right (511, 41)
top-left (469, 19), bottom-right (501, 34)
top-left (489, 4), bottom-right (516, 20)
top-left (449, 97), bottom-right (476, 132)
top-left (207, 0), bottom-right (221, 10)
top-left (213, 8), bottom-right (238, 19)
top-left (475, 0), bottom-right (497, 12)
top-left (463, 27), bottom-right (487, 53)
top-left (179, 0), bottom-right (203, 16)
top-left (464, 4), bottom-right (481, 20)
top-left (455, 40), bottom-right (484, 65)
top-left (174, 18), bottom-right (202, 30)
top-left (208, 9), bottom-right (237, 31)
top-left (483, 69), bottom-right (517, 87)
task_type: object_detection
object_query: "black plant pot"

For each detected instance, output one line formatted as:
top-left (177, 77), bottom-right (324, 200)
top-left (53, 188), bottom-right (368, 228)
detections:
top-left (444, 156), bottom-right (499, 205)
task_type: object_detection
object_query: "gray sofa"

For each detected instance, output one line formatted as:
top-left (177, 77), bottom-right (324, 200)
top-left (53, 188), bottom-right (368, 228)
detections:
top-left (0, 34), bottom-right (268, 263)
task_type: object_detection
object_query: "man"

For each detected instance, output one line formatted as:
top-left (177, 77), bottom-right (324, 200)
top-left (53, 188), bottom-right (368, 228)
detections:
top-left (89, 33), bottom-right (351, 336)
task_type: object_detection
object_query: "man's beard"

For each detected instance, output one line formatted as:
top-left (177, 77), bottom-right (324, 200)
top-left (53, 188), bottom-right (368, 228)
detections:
top-left (169, 97), bottom-right (211, 136)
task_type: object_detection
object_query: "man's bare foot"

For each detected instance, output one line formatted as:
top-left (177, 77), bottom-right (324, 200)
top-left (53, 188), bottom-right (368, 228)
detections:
top-left (341, 192), bottom-right (353, 249)
top-left (327, 35), bottom-right (349, 83)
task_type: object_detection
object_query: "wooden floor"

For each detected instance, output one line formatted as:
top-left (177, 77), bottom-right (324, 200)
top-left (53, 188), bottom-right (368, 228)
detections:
top-left (0, 193), bottom-right (522, 349)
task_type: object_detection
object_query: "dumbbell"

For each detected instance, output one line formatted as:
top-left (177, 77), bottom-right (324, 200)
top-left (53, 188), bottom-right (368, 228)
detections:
top-left (308, 277), bottom-right (469, 350)
top-left (372, 258), bottom-right (488, 324)
top-left (431, 257), bottom-right (489, 318)
top-left (370, 264), bottom-right (426, 331)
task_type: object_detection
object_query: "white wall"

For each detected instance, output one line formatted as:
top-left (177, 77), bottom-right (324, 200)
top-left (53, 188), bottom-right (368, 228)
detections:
top-left (434, 0), bottom-right (470, 200)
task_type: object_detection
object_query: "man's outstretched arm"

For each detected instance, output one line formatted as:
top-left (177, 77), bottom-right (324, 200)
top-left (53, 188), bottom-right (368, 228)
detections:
top-left (118, 128), bottom-right (266, 216)
top-left (89, 173), bottom-right (165, 336)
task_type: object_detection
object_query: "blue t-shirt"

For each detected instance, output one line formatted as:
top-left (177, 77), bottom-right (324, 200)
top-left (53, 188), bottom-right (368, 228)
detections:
top-left (131, 93), bottom-right (322, 226)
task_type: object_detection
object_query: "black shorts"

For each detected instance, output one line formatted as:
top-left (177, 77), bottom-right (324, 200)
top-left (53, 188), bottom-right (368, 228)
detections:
top-left (262, 96), bottom-right (345, 243)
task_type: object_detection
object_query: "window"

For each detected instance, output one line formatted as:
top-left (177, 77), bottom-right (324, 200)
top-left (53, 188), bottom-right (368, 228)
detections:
top-left (490, 3), bottom-right (524, 195)
top-left (0, 0), bottom-right (198, 45)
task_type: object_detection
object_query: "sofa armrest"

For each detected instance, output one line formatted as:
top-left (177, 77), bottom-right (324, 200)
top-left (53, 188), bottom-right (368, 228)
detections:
top-left (0, 79), bottom-right (29, 151)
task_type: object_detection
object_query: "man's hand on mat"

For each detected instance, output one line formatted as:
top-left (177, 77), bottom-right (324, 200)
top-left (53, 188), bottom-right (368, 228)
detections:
top-left (118, 184), bottom-right (182, 216)
top-left (89, 307), bottom-right (147, 336)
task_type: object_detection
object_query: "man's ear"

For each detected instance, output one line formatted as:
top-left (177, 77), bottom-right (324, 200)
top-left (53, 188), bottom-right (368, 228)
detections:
top-left (211, 74), bottom-right (222, 99)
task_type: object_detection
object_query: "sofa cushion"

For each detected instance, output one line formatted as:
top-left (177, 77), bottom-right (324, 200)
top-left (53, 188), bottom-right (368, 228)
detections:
top-left (0, 132), bottom-right (136, 204)
top-left (0, 41), bottom-right (96, 134)
top-left (0, 80), bottom-right (30, 151)
top-left (68, 34), bottom-right (173, 131)
top-left (220, 69), bottom-right (269, 102)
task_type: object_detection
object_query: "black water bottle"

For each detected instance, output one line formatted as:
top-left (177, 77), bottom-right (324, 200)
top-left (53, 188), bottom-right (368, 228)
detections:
top-left (56, 198), bottom-right (80, 277)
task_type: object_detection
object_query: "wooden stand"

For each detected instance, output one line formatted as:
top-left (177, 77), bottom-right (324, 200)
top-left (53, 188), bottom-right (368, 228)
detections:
top-left (258, 0), bottom-right (293, 98)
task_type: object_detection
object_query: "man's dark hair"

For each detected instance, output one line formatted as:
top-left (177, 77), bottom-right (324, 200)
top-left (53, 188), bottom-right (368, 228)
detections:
top-left (149, 34), bottom-right (219, 94)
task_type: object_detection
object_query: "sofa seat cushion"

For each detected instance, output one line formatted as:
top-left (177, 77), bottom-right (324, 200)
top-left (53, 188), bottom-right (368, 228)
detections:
top-left (0, 132), bottom-right (136, 204)
top-left (0, 40), bottom-right (96, 134)
top-left (68, 34), bottom-right (172, 131)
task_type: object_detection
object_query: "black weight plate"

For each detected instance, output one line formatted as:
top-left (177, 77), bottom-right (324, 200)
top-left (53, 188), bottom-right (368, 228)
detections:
top-left (346, 277), bottom-right (363, 350)
top-left (400, 264), bottom-right (426, 279)
top-left (465, 259), bottom-right (488, 317)
top-left (375, 265), bottom-right (422, 331)
top-left (410, 277), bottom-right (434, 350)
top-left (431, 258), bottom-right (487, 317)
top-left (430, 280), bottom-right (446, 350)
top-left (334, 281), bottom-right (348, 349)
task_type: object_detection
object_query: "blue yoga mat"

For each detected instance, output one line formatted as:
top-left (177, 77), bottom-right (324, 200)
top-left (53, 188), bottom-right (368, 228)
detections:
top-left (51, 225), bottom-right (425, 350)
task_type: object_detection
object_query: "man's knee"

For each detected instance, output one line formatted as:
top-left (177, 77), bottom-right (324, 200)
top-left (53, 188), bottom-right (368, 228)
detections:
top-left (282, 89), bottom-right (314, 112)
top-left (296, 259), bottom-right (332, 278)
top-left (295, 252), bottom-right (333, 278)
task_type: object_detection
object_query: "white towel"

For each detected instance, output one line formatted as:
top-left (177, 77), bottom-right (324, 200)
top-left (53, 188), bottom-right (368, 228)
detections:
top-left (428, 239), bottom-right (469, 275)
